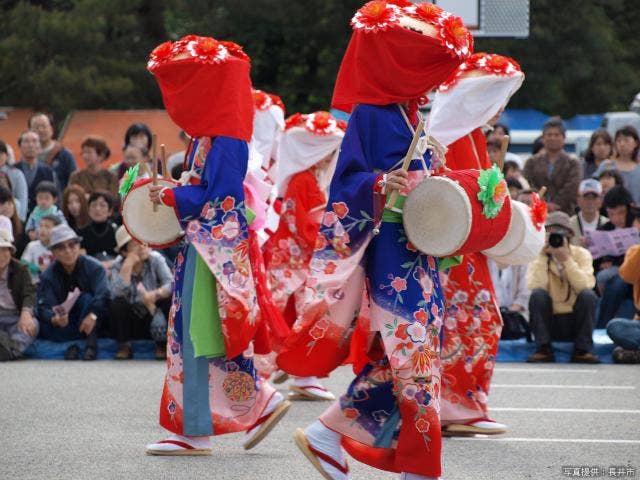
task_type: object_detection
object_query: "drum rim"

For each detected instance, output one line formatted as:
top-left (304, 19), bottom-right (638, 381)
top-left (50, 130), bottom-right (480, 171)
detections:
top-left (403, 176), bottom-right (472, 257)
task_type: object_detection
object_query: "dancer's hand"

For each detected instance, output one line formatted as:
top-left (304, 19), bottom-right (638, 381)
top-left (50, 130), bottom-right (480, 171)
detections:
top-left (148, 185), bottom-right (164, 205)
top-left (386, 169), bottom-right (409, 192)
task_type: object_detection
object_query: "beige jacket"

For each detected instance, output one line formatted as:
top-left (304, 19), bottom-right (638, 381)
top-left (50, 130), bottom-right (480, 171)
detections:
top-left (526, 245), bottom-right (596, 314)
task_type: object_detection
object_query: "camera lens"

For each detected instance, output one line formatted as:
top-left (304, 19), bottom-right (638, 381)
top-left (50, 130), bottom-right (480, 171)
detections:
top-left (548, 232), bottom-right (564, 248)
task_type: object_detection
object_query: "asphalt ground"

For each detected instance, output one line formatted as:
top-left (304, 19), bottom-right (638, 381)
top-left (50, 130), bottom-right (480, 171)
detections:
top-left (1, 361), bottom-right (638, 480)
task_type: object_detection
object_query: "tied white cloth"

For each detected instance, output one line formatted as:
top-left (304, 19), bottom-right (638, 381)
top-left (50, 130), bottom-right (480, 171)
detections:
top-left (249, 105), bottom-right (286, 175)
top-left (428, 73), bottom-right (524, 148)
top-left (275, 126), bottom-right (344, 197)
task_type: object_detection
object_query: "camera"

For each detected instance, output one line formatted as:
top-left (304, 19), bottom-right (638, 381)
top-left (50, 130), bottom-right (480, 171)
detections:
top-left (548, 232), bottom-right (566, 248)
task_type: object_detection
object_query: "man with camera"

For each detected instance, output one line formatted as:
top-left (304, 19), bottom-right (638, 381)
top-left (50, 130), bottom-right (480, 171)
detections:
top-left (526, 211), bottom-right (600, 363)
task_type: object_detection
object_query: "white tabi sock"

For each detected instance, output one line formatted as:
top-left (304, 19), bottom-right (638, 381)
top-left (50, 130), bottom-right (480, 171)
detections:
top-left (304, 420), bottom-right (349, 480)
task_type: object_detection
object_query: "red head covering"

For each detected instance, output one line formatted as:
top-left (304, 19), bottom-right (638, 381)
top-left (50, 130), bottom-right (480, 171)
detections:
top-left (148, 35), bottom-right (254, 141)
top-left (332, 1), bottom-right (474, 113)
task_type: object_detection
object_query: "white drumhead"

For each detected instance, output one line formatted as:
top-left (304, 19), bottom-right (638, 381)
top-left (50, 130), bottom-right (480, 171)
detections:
top-left (403, 176), bottom-right (472, 257)
top-left (484, 200), bottom-right (544, 265)
top-left (122, 179), bottom-right (183, 248)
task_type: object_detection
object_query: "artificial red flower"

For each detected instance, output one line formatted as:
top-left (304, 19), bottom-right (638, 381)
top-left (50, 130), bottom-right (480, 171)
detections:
top-left (253, 90), bottom-right (272, 111)
top-left (187, 36), bottom-right (227, 64)
top-left (410, 2), bottom-right (444, 24)
top-left (351, 1), bottom-right (399, 32)
top-left (438, 14), bottom-right (473, 59)
top-left (219, 40), bottom-right (250, 61)
top-left (386, 0), bottom-right (412, 7)
top-left (336, 119), bottom-right (348, 131)
top-left (148, 41), bottom-right (174, 70)
top-left (305, 111), bottom-right (339, 136)
top-left (530, 192), bottom-right (548, 231)
top-left (332, 202), bottom-right (349, 219)
top-left (285, 113), bottom-right (305, 130)
top-left (269, 94), bottom-right (286, 113)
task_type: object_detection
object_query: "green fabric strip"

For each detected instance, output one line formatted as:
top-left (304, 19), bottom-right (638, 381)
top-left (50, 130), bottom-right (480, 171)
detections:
top-left (439, 255), bottom-right (464, 269)
top-left (190, 253), bottom-right (226, 358)
top-left (382, 194), bottom-right (406, 223)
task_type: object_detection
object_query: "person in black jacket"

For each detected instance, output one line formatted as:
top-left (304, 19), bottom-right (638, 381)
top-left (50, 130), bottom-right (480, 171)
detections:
top-left (596, 186), bottom-right (637, 327)
top-left (0, 229), bottom-right (38, 361)
top-left (37, 224), bottom-right (110, 360)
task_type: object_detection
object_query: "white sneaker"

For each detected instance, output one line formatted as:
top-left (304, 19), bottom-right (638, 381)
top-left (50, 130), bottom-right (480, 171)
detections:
top-left (243, 392), bottom-right (291, 450)
top-left (294, 421), bottom-right (350, 480)
top-left (145, 433), bottom-right (212, 456)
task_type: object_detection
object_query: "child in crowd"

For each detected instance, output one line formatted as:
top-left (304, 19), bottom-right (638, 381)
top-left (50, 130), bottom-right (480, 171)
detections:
top-left (502, 159), bottom-right (530, 190)
top-left (25, 181), bottom-right (66, 240)
top-left (62, 184), bottom-right (90, 233)
top-left (21, 215), bottom-right (60, 284)
top-left (78, 190), bottom-right (118, 268)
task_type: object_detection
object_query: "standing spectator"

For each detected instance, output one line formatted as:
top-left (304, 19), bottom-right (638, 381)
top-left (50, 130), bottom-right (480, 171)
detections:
top-left (597, 169), bottom-right (624, 197)
top-left (569, 179), bottom-right (607, 246)
top-left (78, 191), bottom-right (118, 266)
top-left (595, 186), bottom-right (636, 327)
top-left (0, 228), bottom-right (38, 361)
top-left (24, 181), bottom-right (66, 240)
top-left (37, 224), bottom-right (109, 360)
top-left (582, 129), bottom-right (613, 179)
top-left (0, 140), bottom-right (28, 221)
top-left (21, 215), bottom-right (59, 284)
top-left (15, 131), bottom-right (55, 213)
top-left (109, 226), bottom-right (172, 360)
top-left (124, 122), bottom-right (152, 150)
top-left (0, 187), bottom-right (26, 256)
top-left (523, 117), bottom-right (582, 214)
top-left (61, 185), bottom-right (90, 233)
top-left (69, 136), bottom-right (118, 197)
top-left (606, 210), bottom-right (640, 363)
top-left (487, 123), bottom-right (523, 168)
top-left (593, 126), bottom-right (640, 204)
top-left (526, 211), bottom-right (599, 363)
top-left (502, 159), bottom-right (531, 190)
top-left (28, 112), bottom-right (77, 191)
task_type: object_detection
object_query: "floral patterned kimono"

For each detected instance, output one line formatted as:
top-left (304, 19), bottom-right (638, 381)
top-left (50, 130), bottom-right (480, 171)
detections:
top-left (277, 104), bottom-right (446, 478)
top-left (159, 136), bottom-right (276, 437)
top-left (440, 129), bottom-right (503, 424)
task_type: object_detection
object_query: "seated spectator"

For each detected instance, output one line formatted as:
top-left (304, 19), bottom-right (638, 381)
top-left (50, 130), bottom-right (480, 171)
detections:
top-left (109, 226), bottom-right (172, 360)
top-left (526, 211), bottom-right (599, 363)
top-left (112, 123), bottom-right (153, 179)
top-left (25, 181), bottom-right (66, 240)
top-left (606, 210), bottom-right (640, 363)
top-left (597, 168), bottom-right (624, 197)
top-left (523, 116), bottom-right (582, 214)
top-left (62, 185), bottom-right (90, 233)
top-left (517, 189), bottom-right (535, 207)
top-left (37, 224), bottom-right (109, 360)
top-left (0, 228), bottom-right (38, 361)
top-left (0, 140), bottom-right (28, 222)
top-left (0, 187), bottom-right (26, 256)
top-left (487, 123), bottom-right (524, 168)
top-left (592, 126), bottom-right (640, 205)
top-left (117, 144), bottom-right (154, 179)
top-left (29, 112), bottom-right (77, 191)
top-left (21, 215), bottom-right (59, 284)
top-left (15, 130), bottom-right (55, 213)
top-left (502, 159), bottom-right (530, 190)
top-left (569, 179), bottom-right (607, 246)
top-left (488, 259), bottom-right (531, 340)
top-left (69, 136), bottom-right (118, 198)
top-left (582, 128), bottom-right (613, 179)
top-left (78, 191), bottom-right (118, 266)
top-left (595, 185), bottom-right (637, 327)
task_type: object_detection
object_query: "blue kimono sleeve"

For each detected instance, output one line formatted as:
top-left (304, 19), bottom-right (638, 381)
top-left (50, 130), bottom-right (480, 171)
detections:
top-left (171, 136), bottom-right (248, 222)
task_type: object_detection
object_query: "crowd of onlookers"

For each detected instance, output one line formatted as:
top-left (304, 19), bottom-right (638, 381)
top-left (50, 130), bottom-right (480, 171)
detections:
top-left (0, 112), bottom-right (638, 364)
top-left (489, 116), bottom-right (640, 364)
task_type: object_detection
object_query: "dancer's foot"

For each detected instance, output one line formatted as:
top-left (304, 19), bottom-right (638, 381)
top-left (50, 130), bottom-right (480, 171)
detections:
top-left (145, 433), bottom-right (212, 456)
top-left (293, 420), bottom-right (349, 480)
top-left (243, 392), bottom-right (291, 450)
top-left (443, 418), bottom-right (507, 436)
top-left (272, 369), bottom-right (290, 384)
top-left (289, 377), bottom-right (336, 401)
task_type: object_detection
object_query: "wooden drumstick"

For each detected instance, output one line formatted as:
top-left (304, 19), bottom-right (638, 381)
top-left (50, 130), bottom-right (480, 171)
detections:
top-left (498, 135), bottom-right (509, 170)
top-left (385, 119), bottom-right (425, 210)
top-left (152, 134), bottom-right (158, 212)
top-left (161, 143), bottom-right (168, 179)
top-left (538, 186), bottom-right (547, 199)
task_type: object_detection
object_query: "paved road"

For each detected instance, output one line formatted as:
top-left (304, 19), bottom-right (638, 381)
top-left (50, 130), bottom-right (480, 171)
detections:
top-left (1, 361), bottom-right (638, 480)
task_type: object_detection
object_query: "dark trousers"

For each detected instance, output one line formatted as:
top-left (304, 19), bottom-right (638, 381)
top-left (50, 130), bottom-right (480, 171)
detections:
top-left (39, 293), bottom-right (98, 348)
top-left (596, 275), bottom-right (635, 328)
top-left (528, 288), bottom-right (597, 352)
top-left (109, 297), bottom-right (170, 343)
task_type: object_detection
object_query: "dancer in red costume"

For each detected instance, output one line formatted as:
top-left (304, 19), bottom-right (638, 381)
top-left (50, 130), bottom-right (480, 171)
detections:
top-left (427, 52), bottom-right (524, 435)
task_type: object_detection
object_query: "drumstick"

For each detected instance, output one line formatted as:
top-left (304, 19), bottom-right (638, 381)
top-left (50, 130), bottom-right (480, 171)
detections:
top-left (538, 186), bottom-right (547, 199)
top-left (161, 143), bottom-right (168, 179)
top-left (385, 119), bottom-right (425, 209)
top-left (152, 135), bottom-right (158, 212)
top-left (498, 135), bottom-right (509, 170)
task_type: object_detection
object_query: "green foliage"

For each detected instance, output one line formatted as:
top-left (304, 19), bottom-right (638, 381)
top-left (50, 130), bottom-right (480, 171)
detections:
top-left (1, 0), bottom-right (639, 120)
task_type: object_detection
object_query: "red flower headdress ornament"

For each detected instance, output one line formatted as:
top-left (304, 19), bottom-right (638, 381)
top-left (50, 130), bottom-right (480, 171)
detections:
top-left (148, 36), bottom-right (249, 71)
top-left (285, 111), bottom-right (346, 136)
top-left (439, 52), bottom-right (522, 92)
top-left (253, 89), bottom-right (286, 114)
top-left (350, 1), bottom-right (473, 59)
top-left (530, 192), bottom-right (548, 231)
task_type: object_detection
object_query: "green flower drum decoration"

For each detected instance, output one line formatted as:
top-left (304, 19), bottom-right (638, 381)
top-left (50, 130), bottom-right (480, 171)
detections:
top-left (477, 164), bottom-right (508, 219)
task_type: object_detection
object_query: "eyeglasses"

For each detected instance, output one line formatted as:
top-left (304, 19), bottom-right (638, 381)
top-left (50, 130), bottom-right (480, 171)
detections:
top-left (53, 240), bottom-right (79, 252)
